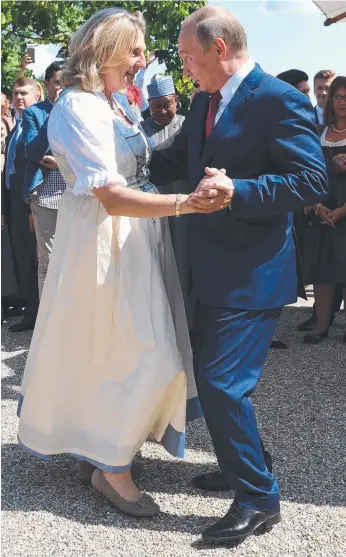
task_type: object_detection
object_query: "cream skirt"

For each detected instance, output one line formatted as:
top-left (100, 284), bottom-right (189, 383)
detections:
top-left (18, 190), bottom-right (201, 471)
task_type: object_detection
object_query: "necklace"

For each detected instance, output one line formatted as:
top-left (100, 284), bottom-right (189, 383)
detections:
top-left (332, 125), bottom-right (346, 133)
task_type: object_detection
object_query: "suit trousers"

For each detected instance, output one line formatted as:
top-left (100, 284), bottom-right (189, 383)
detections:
top-left (8, 196), bottom-right (39, 319)
top-left (30, 202), bottom-right (57, 298)
top-left (192, 300), bottom-right (281, 512)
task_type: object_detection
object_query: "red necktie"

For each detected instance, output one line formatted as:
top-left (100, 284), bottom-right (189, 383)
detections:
top-left (205, 91), bottom-right (222, 138)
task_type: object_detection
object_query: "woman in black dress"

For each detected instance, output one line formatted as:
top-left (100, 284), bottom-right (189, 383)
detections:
top-left (304, 76), bottom-right (346, 344)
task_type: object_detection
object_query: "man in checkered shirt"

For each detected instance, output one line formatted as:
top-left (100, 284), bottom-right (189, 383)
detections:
top-left (22, 62), bottom-right (66, 296)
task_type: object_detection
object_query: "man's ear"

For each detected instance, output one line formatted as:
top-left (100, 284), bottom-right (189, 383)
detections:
top-left (214, 38), bottom-right (227, 59)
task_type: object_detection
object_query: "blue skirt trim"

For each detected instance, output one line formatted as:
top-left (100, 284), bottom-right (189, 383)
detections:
top-left (17, 394), bottom-right (203, 469)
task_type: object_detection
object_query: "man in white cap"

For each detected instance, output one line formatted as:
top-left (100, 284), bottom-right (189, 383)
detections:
top-left (142, 75), bottom-right (185, 146)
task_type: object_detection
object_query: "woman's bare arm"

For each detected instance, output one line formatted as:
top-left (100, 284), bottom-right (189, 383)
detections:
top-left (93, 183), bottom-right (217, 217)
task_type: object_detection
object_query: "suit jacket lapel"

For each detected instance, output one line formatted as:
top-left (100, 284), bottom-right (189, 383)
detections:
top-left (199, 82), bottom-right (254, 172)
top-left (197, 64), bottom-right (264, 178)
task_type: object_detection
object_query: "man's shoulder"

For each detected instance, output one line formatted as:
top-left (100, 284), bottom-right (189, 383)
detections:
top-left (24, 100), bottom-right (50, 117)
top-left (254, 72), bottom-right (312, 115)
top-left (256, 71), bottom-right (299, 98)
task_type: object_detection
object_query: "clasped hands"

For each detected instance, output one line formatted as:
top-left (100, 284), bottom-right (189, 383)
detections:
top-left (187, 167), bottom-right (234, 213)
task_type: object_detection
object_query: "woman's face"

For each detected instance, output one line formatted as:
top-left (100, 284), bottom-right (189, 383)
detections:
top-left (332, 87), bottom-right (346, 119)
top-left (103, 30), bottom-right (146, 93)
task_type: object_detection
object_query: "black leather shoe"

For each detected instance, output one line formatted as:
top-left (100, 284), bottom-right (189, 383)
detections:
top-left (270, 338), bottom-right (288, 349)
top-left (303, 329), bottom-right (328, 345)
top-left (2, 306), bottom-right (25, 318)
top-left (202, 501), bottom-right (281, 542)
top-left (193, 451), bottom-right (273, 492)
top-left (9, 318), bottom-right (36, 333)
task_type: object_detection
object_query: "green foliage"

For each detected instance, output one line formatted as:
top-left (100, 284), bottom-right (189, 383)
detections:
top-left (1, 1), bottom-right (207, 104)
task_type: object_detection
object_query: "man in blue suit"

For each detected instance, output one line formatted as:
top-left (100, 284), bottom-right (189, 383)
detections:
top-left (3, 78), bottom-right (41, 332)
top-left (150, 6), bottom-right (328, 542)
top-left (22, 62), bottom-right (65, 297)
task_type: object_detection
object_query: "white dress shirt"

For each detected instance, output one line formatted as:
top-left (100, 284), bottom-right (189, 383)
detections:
top-left (215, 57), bottom-right (256, 125)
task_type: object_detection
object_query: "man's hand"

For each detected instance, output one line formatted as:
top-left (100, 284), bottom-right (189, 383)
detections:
top-left (40, 155), bottom-right (58, 170)
top-left (29, 214), bottom-right (35, 233)
top-left (1, 215), bottom-right (5, 231)
top-left (188, 167), bottom-right (234, 212)
top-left (316, 203), bottom-right (335, 227)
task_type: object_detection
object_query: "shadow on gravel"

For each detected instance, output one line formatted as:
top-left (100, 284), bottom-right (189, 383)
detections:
top-left (2, 305), bottom-right (346, 536)
top-left (1, 320), bottom-right (31, 401)
top-left (1, 443), bottom-right (217, 535)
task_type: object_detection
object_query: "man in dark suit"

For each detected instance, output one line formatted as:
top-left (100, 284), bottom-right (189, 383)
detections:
top-left (22, 62), bottom-right (65, 297)
top-left (150, 6), bottom-right (328, 542)
top-left (3, 78), bottom-right (40, 332)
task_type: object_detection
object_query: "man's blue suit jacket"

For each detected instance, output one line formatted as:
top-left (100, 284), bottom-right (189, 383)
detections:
top-left (22, 99), bottom-right (52, 201)
top-left (150, 65), bottom-right (328, 310)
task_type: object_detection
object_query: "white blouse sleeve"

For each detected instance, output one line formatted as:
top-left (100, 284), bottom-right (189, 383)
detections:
top-left (48, 90), bottom-right (127, 195)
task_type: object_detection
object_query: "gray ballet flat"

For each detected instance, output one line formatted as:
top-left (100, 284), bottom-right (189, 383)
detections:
top-left (78, 461), bottom-right (97, 485)
top-left (91, 468), bottom-right (160, 517)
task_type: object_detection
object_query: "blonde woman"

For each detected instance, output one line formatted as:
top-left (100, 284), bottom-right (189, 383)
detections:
top-left (17, 8), bottom-right (219, 517)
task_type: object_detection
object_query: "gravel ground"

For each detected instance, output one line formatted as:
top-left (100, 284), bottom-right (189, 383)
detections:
top-left (2, 292), bottom-right (346, 557)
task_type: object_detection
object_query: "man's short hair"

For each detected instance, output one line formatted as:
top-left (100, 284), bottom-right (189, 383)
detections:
top-left (45, 62), bottom-right (63, 82)
top-left (13, 77), bottom-right (39, 90)
top-left (313, 70), bottom-right (336, 83)
top-left (183, 6), bottom-right (247, 56)
top-left (276, 69), bottom-right (309, 87)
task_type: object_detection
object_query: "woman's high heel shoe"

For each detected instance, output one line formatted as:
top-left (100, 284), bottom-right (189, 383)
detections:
top-left (303, 329), bottom-right (329, 345)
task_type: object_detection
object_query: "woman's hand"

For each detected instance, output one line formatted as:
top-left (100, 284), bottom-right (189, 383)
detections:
top-left (328, 204), bottom-right (346, 225)
top-left (39, 155), bottom-right (58, 170)
top-left (180, 190), bottom-right (221, 214)
top-left (316, 204), bottom-right (335, 227)
top-left (333, 154), bottom-right (346, 172)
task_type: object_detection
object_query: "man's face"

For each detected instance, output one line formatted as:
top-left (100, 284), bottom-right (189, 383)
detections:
top-left (314, 77), bottom-right (335, 109)
top-left (179, 28), bottom-right (219, 93)
top-left (12, 85), bottom-right (39, 112)
top-left (149, 95), bottom-right (177, 126)
top-left (45, 71), bottom-right (63, 103)
top-left (296, 81), bottom-right (310, 98)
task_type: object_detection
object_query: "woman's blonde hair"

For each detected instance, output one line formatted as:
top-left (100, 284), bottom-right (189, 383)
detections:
top-left (62, 8), bottom-right (145, 92)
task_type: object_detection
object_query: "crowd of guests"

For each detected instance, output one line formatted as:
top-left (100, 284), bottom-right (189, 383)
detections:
top-left (274, 68), bottom-right (346, 346)
top-left (2, 63), bottom-right (66, 331)
top-left (1, 57), bottom-right (345, 346)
